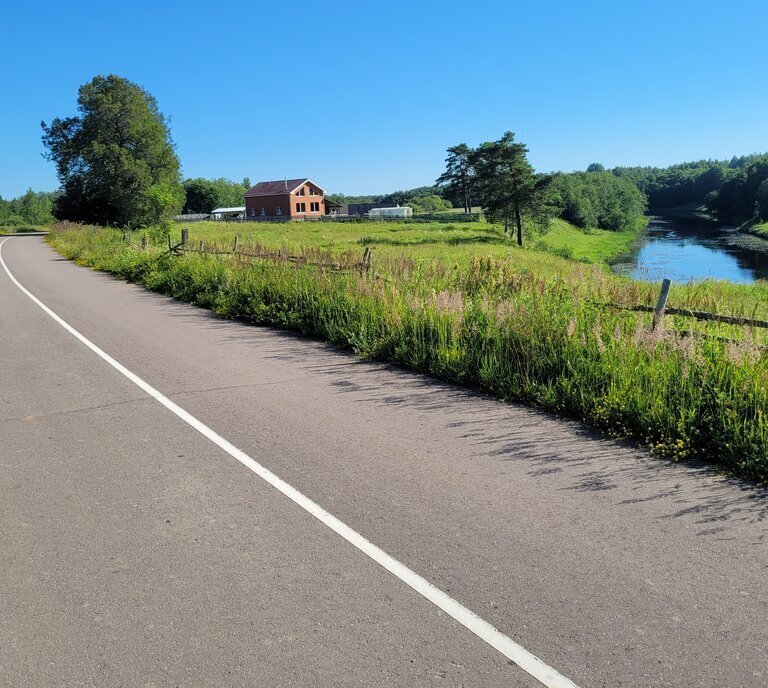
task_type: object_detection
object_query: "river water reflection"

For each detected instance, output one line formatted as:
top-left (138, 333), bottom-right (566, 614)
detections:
top-left (610, 216), bottom-right (768, 284)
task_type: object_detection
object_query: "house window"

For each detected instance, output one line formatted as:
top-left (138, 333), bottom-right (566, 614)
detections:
top-left (276, 206), bottom-right (282, 215)
top-left (309, 188), bottom-right (317, 196)
top-left (310, 202), bottom-right (320, 212)
top-left (296, 202), bottom-right (306, 213)
top-left (260, 207), bottom-right (265, 216)
top-left (296, 187), bottom-right (305, 196)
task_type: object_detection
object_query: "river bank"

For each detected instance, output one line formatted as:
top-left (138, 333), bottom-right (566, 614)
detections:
top-left (739, 220), bottom-right (768, 242)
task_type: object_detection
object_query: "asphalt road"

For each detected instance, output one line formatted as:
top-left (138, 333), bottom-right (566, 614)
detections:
top-left (1, 235), bottom-right (766, 688)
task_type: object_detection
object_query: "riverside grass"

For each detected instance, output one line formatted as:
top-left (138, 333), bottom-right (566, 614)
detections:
top-left (48, 223), bottom-right (768, 483)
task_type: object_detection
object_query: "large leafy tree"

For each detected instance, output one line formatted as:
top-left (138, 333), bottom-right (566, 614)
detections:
top-left (470, 131), bottom-right (550, 246)
top-left (41, 75), bottom-right (184, 227)
top-left (437, 144), bottom-right (475, 213)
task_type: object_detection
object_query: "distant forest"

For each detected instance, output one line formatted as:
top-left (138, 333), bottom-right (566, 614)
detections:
top-left (612, 153), bottom-right (768, 223)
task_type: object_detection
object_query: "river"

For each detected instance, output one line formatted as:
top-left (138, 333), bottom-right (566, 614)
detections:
top-left (609, 215), bottom-right (768, 284)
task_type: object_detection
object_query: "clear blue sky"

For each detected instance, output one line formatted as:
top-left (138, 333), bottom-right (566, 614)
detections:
top-left (1, 0), bottom-right (766, 199)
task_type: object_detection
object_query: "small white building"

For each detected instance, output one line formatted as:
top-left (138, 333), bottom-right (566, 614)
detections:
top-left (368, 205), bottom-right (413, 218)
top-left (210, 206), bottom-right (246, 220)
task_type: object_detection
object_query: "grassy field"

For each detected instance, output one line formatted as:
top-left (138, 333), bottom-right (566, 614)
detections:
top-left (171, 218), bottom-right (768, 318)
top-left (46, 220), bottom-right (768, 483)
top-left (174, 217), bottom-right (642, 267)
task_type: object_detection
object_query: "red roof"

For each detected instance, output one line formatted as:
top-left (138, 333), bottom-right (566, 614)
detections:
top-left (244, 178), bottom-right (320, 197)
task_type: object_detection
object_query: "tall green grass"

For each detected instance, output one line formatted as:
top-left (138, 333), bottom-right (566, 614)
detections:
top-left (48, 224), bottom-right (768, 483)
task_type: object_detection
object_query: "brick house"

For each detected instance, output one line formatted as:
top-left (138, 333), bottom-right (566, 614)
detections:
top-left (243, 178), bottom-right (326, 219)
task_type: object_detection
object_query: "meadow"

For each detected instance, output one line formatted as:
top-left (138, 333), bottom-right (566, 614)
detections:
top-left (162, 216), bottom-right (645, 266)
top-left (47, 219), bottom-right (768, 483)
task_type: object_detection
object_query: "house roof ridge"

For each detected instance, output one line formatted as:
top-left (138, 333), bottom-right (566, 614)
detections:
top-left (244, 178), bottom-right (326, 197)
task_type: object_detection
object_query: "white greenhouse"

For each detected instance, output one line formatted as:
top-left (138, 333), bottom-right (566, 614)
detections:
top-left (368, 206), bottom-right (413, 218)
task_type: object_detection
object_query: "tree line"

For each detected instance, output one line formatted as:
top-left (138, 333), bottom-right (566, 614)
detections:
top-left (436, 141), bottom-right (768, 240)
top-left (707, 158), bottom-right (768, 223)
top-left (611, 154), bottom-right (768, 223)
top-left (0, 190), bottom-right (56, 226)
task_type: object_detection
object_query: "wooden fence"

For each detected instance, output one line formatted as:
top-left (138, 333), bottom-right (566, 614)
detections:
top-left (161, 229), bottom-right (373, 273)
top-left (151, 230), bottom-right (768, 334)
top-left (594, 278), bottom-right (768, 331)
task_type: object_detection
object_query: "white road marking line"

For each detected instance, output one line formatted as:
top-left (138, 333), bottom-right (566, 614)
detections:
top-left (0, 237), bottom-right (580, 688)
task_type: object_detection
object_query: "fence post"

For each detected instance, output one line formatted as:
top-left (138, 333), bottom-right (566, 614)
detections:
top-left (181, 227), bottom-right (188, 246)
top-left (362, 246), bottom-right (372, 273)
top-left (652, 278), bottom-right (671, 331)
top-left (233, 235), bottom-right (239, 252)
top-left (199, 239), bottom-right (204, 253)
top-left (168, 234), bottom-right (172, 251)
top-left (141, 234), bottom-right (147, 250)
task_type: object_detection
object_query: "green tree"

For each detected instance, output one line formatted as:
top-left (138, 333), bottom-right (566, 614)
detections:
top-left (586, 162), bottom-right (605, 173)
top-left (0, 190), bottom-right (56, 226)
top-left (549, 172), bottom-right (646, 231)
top-left (16, 190), bottom-right (56, 224)
top-left (470, 131), bottom-right (549, 246)
top-left (183, 178), bottom-right (248, 213)
top-left (707, 157), bottom-right (768, 222)
top-left (41, 74), bottom-right (184, 227)
top-left (410, 194), bottom-right (452, 214)
top-left (437, 144), bottom-right (475, 213)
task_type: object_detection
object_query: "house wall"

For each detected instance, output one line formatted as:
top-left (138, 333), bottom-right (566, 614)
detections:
top-left (244, 194), bottom-right (291, 218)
top-left (290, 182), bottom-right (324, 218)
